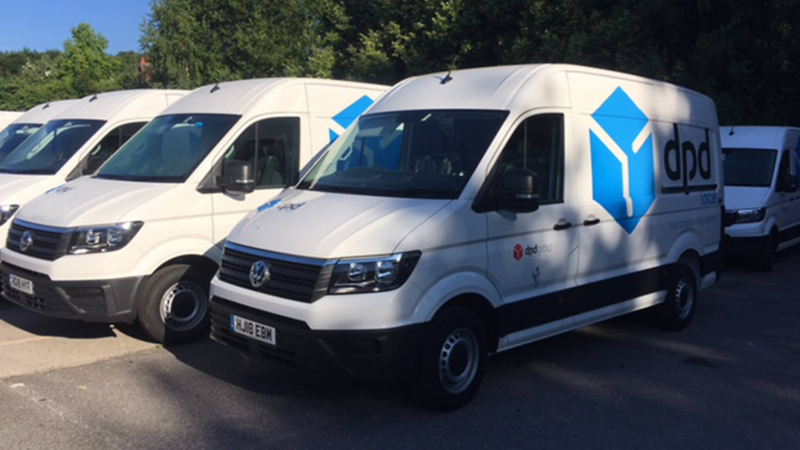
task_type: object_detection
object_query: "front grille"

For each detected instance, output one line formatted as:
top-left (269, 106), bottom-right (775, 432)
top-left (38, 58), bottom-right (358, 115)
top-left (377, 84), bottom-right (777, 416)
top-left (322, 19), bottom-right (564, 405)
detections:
top-left (219, 243), bottom-right (333, 303)
top-left (6, 220), bottom-right (71, 260)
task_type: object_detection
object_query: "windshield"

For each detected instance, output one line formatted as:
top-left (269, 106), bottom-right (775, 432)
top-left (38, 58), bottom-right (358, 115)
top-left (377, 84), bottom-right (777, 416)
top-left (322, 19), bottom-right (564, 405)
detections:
top-left (97, 114), bottom-right (240, 183)
top-left (0, 119), bottom-right (104, 175)
top-left (723, 148), bottom-right (778, 187)
top-left (297, 110), bottom-right (508, 199)
top-left (0, 123), bottom-right (41, 161)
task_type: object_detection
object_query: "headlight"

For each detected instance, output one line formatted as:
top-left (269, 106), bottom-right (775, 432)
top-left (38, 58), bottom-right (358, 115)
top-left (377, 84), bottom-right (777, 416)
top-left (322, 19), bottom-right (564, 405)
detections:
top-left (68, 221), bottom-right (143, 254)
top-left (0, 205), bottom-right (19, 226)
top-left (730, 208), bottom-right (765, 224)
top-left (329, 251), bottom-right (421, 294)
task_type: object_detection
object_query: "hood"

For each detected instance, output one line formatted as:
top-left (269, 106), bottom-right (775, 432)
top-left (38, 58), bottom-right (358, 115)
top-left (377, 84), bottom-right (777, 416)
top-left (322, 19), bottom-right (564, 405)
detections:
top-left (229, 189), bottom-right (450, 259)
top-left (723, 186), bottom-right (771, 211)
top-left (0, 174), bottom-right (52, 205)
top-left (15, 177), bottom-right (177, 227)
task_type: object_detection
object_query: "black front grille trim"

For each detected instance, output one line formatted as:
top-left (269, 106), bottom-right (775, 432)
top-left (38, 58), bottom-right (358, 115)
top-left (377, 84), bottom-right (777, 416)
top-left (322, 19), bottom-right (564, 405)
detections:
top-left (6, 220), bottom-right (72, 261)
top-left (219, 243), bottom-right (333, 303)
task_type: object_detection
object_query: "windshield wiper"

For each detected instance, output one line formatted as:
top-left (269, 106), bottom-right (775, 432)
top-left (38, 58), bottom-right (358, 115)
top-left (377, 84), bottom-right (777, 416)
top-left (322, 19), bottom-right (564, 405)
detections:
top-left (95, 173), bottom-right (183, 183)
top-left (0, 168), bottom-right (54, 175)
top-left (308, 184), bottom-right (455, 199)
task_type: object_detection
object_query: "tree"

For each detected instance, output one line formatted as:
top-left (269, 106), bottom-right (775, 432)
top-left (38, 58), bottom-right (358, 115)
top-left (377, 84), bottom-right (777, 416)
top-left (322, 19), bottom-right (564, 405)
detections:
top-left (141, 0), bottom-right (348, 88)
top-left (59, 23), bottom-right (121, 96)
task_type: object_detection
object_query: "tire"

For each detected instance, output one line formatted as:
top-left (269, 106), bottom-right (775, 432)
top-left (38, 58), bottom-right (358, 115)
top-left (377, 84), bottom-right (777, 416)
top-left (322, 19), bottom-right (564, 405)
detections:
top-left (137, 264), bottom-right (214, 345)
top-left (415, 307), bottom-right (488, 411)
top-left (755, 232), bottom-right (778, 272)
top-left (654, 263), bottom-right (697, 331)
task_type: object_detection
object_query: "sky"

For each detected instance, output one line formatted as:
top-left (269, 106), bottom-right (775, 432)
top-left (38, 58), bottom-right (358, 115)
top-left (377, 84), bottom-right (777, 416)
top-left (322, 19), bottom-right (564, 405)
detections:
top-left (0, 0), bottom-right (152, 54)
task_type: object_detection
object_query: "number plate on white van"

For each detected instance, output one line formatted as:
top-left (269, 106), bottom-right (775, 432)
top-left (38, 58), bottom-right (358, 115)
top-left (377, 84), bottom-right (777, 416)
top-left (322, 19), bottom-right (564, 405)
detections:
top-left (231, 315), bottom-right (276, 345)
top-left (8, 274), bottom-right (34, 295)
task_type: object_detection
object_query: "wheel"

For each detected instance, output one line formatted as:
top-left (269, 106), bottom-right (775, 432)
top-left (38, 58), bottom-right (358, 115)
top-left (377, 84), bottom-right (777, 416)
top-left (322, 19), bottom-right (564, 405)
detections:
top-left (415, 307), bottom-right (488, 411)
top-left (137, 264), bottom-right (214, 344)
top-left (654, 263), bottom-right (697, 331)
top-left (755, 231), bottom-right (778, 272)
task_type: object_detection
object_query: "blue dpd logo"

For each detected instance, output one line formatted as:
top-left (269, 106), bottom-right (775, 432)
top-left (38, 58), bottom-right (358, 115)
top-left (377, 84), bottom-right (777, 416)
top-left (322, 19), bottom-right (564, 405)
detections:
top-left (329, 95), bottom-right (375, 142)
top-left (590, 88), bottom-right (656, 234)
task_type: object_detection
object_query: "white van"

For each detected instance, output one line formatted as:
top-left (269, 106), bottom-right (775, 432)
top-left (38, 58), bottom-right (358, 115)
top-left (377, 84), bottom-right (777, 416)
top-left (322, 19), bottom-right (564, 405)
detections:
top-left (0, 100), bottom-right (79, 163)
top-left (0, 90), bottom-right (186, 245)
top-left (0, 79), bottom-right (388, 344)
top-left (208, 65), bottom-right (724, 410)
top-left (721, 126), bottom-right (800, 270)
top-left (0, 111), bottom-right (23, 131)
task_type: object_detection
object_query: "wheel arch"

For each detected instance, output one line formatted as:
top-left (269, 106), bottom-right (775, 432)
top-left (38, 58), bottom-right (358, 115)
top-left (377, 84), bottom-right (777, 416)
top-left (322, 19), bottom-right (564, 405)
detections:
top-left (432, 293), bottom-right (501, 353)
top-left (154, 254), bottom-right (219, 275)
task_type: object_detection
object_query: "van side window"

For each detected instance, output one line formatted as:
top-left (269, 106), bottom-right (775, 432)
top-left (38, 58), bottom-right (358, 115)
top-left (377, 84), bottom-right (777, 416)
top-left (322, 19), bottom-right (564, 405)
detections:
top-left (89, 122), bottom-right (146, 162)
top-left (778, 150), bottom-right (792, 185)
top-left (496, 114), bottom-right (565, 203)
top-left (224, 118), bottom-right (300, 189)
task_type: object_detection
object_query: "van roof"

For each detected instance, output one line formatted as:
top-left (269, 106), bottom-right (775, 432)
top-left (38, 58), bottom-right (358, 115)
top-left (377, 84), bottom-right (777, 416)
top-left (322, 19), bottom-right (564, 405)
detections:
top-left (370, 64), bottom-right (716, 125)
top-left (11, 99), bottom-right (79, 125)
top-left (163, 78), bottom-right (388, 117)
top-left (720, 126), bottom-right (800, 150)
top-left (54, 89), bottom-right (188, 122)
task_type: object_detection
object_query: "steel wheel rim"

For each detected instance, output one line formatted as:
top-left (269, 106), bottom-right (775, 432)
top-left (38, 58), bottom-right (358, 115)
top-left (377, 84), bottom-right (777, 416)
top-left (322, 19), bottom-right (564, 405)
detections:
top-left (674, 276), bottom-right (694, 319)
top-left (159, 282), bottom-right (208, 332)
top-left (438, 327), bottom-right (479, 394)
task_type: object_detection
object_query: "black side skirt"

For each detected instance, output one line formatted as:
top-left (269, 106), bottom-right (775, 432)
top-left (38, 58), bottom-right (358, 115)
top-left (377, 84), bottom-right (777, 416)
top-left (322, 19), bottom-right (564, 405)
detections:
top-left (495, 250), bottom-right (720, 337)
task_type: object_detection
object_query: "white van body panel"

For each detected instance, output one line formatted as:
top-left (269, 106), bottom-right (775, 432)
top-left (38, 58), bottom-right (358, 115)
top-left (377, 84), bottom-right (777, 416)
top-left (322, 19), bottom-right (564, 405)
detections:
top-left (721, 126), bottom-right (800, 253)
top-left (3, 80), bottom-right (388, 324)
top-left (0, 111), bottom-right (23, 131)
top-left (0, 90), bottom-right (187, 248)
top-left (8, 100), bottom-right (79, 126)
top-left (212, 64), bottom-right (723, 356)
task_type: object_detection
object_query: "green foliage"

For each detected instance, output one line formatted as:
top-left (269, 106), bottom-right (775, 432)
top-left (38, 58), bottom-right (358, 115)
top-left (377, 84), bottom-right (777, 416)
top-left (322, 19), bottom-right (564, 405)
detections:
top-left (4, 1), bottom-right (800, 125)
top-left (0, 24), bottom-right (144, 112)
top-left (141, 0), bottom-right (349, 88)
top-left (59, 23), bottom-right (121, 96)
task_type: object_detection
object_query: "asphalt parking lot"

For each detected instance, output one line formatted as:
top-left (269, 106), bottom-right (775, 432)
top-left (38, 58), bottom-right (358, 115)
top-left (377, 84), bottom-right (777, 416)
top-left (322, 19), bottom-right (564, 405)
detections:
top-left (1, 250), bottom-right (799, 450)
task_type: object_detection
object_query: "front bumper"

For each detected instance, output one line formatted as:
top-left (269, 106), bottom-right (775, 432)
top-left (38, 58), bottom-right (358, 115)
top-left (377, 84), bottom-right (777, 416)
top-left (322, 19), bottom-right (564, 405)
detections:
top-left (210, 296), bottom-right (426, 378)
top-left (0, 262), bottom-right (142, 323)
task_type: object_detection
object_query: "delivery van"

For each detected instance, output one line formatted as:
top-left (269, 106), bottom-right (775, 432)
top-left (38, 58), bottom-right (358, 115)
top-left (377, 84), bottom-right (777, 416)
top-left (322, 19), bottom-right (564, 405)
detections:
top-left (208, 64), bottom-right (724, 410)
top-left (721, 126), bottom-right (800, 270)
top-left (0, 111), bottom-right (23, 131)
top-left (0, 90), bottom-right (186, 248)
top-left (0, 100), bottom-right (79, 163)
top-left (0, 78), bottom-right (388, 344)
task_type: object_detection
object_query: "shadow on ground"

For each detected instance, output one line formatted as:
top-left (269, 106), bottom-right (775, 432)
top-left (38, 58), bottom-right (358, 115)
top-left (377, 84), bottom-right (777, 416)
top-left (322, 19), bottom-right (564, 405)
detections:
top-left (0, 296), bottom-right (151, 341)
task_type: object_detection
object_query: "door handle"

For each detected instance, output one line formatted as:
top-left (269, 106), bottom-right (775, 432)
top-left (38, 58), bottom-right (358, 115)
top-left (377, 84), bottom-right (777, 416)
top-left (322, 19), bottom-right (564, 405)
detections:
top-left (583, 217), bottom-right (600, 226)
top-left (553, 220), bottom-right (572, 231)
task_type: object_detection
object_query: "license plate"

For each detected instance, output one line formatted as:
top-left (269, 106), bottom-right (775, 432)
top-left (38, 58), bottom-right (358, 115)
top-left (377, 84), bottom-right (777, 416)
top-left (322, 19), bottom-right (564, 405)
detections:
top-left (230, 315), bottom-right (276, 345)
top-left (8, 274), bottom-right (34, 296)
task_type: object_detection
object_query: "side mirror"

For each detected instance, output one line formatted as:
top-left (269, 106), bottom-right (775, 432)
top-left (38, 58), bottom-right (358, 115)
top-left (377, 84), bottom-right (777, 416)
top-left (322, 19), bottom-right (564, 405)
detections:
top-left (499, 168), bottom-right (539, 213)
top-left (780, 174), bottom-right (798, 193)
top-left (216, 160), bottom-right (255, 194)
top-left (82, 155), bottom-right (106, 175)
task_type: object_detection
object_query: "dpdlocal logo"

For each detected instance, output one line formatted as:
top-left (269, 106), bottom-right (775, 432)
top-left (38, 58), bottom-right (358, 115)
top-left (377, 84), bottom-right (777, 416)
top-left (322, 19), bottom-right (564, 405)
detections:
top-left (663, 124), bottom-right (712, 191)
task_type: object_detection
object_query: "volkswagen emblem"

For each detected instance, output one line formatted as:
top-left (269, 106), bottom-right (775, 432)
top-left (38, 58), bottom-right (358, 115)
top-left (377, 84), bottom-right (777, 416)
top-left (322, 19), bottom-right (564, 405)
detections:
top-left (19, 231), bottom-right (33, 253)
top-left (249, 260), bottom-right (270, 288)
